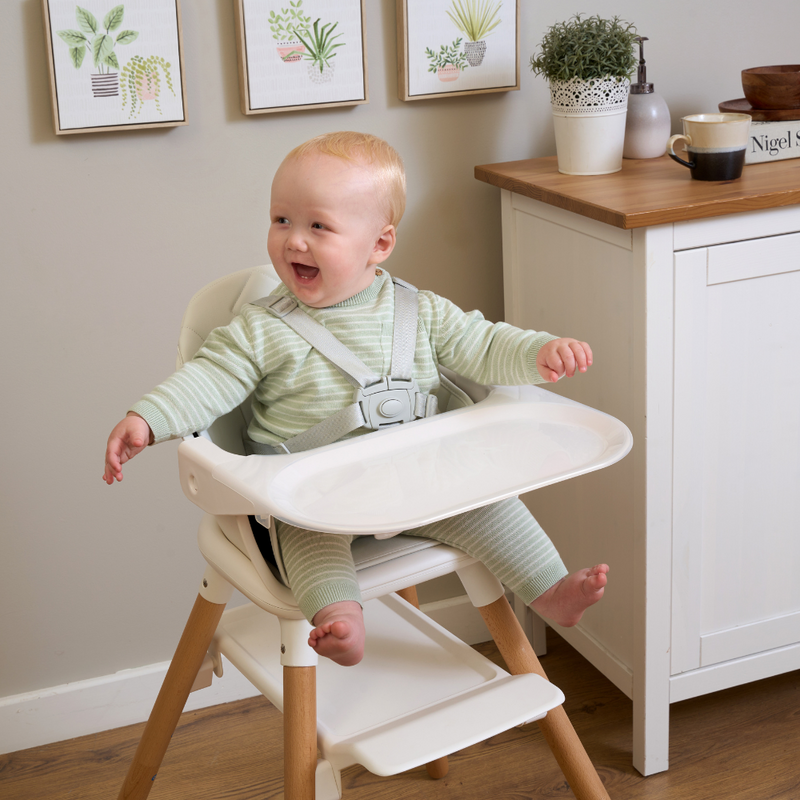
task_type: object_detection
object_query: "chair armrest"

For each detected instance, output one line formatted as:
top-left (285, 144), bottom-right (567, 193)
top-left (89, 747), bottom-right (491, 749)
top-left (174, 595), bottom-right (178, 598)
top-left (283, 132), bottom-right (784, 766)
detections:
top-left (178, 436), bottom-right (280, 517)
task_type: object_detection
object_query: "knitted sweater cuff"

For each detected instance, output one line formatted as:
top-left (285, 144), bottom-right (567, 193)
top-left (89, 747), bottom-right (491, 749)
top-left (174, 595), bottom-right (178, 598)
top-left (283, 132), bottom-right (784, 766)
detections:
top-left (296, 583), bottom-right (364, 622)
top-left (517, 560), bottom-right (570, 605)
top-left (526, 333), bottom-right (561, 384)
top-left (128, 400), bottom-right (174, 445)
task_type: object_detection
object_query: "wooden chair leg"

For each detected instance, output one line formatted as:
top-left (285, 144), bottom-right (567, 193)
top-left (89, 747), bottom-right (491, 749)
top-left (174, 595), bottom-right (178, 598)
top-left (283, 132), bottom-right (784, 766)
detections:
top-left (117, 592), bottom-right (227, 800)
top-left (479, 596), bottom-right (611, 800)
top-left (284, 666), bottom-right (317, 800)
top-left (395, 585), bottom-right (450, 780)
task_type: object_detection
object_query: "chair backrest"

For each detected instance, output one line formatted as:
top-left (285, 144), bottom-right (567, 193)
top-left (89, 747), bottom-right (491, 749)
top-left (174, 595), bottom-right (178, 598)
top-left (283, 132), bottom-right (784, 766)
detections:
top-left (177, 265), bottom-right (491, 454)
top-left (177, 264), bottom-right (281, 365)
top-left (178, 265), bottom-right (282, 455)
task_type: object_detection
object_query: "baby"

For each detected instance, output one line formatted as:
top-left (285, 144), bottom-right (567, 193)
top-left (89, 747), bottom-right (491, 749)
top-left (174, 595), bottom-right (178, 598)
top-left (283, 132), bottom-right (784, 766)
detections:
top-left (104, 132), bottom-right (608, 667)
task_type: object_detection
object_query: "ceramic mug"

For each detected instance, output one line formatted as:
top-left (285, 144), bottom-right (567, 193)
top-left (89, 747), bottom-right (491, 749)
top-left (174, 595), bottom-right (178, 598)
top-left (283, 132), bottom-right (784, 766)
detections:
top-left (667, 113), bottom-right (752, 181)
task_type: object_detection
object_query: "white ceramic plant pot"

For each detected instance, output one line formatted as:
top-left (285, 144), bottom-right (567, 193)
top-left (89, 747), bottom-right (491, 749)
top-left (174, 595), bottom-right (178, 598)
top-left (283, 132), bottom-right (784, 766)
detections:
top-left (549, 77), bottom-right (630, 175)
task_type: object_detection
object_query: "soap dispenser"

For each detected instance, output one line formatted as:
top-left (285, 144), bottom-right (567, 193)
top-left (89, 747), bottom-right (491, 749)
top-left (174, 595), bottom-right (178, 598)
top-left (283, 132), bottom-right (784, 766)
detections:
top-left (623, 36), bottom-right (671, 159)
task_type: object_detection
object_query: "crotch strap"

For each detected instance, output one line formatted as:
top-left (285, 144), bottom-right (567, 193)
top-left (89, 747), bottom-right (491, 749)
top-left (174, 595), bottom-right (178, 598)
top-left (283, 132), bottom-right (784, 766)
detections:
top-left (248, 278), bottom-right (438, 454)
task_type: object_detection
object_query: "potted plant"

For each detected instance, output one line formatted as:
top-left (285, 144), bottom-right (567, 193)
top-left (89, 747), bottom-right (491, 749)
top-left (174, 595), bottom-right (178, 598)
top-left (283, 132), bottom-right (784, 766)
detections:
top-left (120, 55), bottom-right (175, 118)
top-left (425, 38), bottom-right (469, 82)
top-left (446, 0), bottom-right (502, 67)
top-left (56, 4), bottom-right (138, 97)
top-left (268, 1), bottom-right (312, 62)
top-left (530, 14), bottom-right (638, 175)
top-left (293, 18), bottom-right (344, 84)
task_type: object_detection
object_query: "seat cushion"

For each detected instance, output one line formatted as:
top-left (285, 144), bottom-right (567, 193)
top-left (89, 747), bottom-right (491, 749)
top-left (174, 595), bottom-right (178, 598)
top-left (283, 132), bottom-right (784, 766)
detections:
top-left (352, 534), bottom-right (439, 570)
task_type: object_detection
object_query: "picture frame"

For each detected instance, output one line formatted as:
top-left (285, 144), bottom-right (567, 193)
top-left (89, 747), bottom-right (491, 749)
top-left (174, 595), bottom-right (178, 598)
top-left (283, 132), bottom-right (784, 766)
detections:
top-left (234, 0), bottom-right (368, 115)
top-left (41, 0), bottom-right (188, 135)
top-left (397, 0), bottom-right (520, 101)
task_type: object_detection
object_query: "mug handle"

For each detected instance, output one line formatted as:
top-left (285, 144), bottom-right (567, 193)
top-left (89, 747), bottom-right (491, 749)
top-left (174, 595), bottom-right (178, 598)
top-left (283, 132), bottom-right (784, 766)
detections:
top-left (668, 134), bottom-right (695, 169)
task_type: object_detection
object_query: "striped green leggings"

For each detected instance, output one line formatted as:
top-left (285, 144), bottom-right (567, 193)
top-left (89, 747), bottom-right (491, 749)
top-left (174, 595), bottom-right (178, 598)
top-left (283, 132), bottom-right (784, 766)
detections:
top-left (276, 497), bottom-right (568, 622)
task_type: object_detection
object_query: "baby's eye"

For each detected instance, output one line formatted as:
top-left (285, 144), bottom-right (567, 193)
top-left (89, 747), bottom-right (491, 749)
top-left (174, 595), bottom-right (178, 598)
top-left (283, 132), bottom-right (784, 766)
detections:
top-left (311, 222), bottom-right (326, 230)
top-left (274, 216), bottom-right (289, 225)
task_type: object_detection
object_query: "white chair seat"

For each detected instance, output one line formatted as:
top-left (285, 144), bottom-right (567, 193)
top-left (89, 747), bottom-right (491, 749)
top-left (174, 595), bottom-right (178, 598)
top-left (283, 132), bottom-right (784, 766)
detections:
top-left (198, 514), bottom-right (477, 618)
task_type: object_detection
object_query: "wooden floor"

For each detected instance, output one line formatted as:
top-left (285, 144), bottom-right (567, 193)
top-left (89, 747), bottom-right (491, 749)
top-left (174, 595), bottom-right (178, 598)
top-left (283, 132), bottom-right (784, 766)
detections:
top-left (2, 628), bottom-right (798, 800)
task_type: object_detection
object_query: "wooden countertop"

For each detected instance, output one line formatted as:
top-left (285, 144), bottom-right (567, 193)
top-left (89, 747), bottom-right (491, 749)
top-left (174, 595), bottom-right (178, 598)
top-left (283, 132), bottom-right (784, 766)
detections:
top-left (474, 155), bottom-right (800, 229)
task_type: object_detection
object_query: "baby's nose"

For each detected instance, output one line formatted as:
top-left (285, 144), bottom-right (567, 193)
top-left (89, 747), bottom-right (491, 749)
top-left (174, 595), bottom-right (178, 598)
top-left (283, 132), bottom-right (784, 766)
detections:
top-left (287, 231), bottom-right (308, 251)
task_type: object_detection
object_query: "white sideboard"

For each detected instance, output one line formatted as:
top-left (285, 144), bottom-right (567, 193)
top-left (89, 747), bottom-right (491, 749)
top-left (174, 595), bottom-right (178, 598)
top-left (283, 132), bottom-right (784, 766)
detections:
top-left (477, 157), bottom-right (800, 776)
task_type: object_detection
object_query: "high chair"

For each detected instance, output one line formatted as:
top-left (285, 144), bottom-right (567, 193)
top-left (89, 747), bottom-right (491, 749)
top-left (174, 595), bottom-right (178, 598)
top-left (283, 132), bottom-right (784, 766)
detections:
top-left (117, 265), bottom-right (632, 800)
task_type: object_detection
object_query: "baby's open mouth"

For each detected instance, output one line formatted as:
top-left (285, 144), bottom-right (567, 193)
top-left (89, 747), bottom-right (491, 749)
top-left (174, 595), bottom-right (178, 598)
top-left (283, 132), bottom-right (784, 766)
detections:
top-left (293, 263), bottom-right (319, 280)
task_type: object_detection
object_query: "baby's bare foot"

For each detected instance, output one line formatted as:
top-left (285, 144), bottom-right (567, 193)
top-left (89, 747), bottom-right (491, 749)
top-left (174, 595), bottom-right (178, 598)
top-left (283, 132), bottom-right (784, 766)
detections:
top-left (530, 564), bottom-right (609, 628)
top-left (309, 601), bottom-right (365, 666)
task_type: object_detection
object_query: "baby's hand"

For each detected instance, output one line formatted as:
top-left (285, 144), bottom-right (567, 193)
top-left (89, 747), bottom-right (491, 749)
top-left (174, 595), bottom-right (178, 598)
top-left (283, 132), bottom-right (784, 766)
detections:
top-left (103, 413), bottom-right (153, 485)
top-left (537, 338), bottom-right (593, 383)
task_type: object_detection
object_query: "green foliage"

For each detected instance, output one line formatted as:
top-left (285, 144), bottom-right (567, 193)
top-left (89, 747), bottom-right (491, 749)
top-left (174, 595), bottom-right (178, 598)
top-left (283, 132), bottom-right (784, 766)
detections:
top-left (68, 44), bottom-right (86, 69)
top-left (104, 5), bottom-right (124, 31)
top-left (425, 38), bottom-right (468, 72)
top-left (120, 55), bottom-right (175, 118)
top-left (56, 5), bottom-right (138, 74)
top-left (76, 7), bottom-right (98, 36)
top-left (446, 0), bottom-right (502, 42)
top-left (268, 1), bottom-right (312, 41)
top-left (116, 30), bottom-right (138, 45)
top-left (293, 18), bottom-right (344, 74)
top-left (529, 14), bottom-right (638, 81)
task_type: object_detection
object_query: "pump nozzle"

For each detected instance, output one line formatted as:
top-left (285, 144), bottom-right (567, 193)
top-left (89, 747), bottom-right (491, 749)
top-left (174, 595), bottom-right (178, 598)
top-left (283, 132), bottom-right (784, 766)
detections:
top-left (631, 36), bottom-right (654, 94)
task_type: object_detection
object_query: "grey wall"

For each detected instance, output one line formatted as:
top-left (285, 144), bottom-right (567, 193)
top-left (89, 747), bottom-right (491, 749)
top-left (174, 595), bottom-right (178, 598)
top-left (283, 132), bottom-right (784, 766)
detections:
top-left (2, 0), bottom-right (797, 698)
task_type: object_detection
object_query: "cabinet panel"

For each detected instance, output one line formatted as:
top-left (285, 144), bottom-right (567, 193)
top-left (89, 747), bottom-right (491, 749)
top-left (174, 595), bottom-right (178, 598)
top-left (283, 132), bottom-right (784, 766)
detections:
top-left (672, 249), bottom-right (707, 675)
top-left (707, 230), bottom-right (800, 284)
top-left (674, 204), bottom-right (800, 251)
top-left (673, 236), bottom-right (800, 672)
top-left (502, 201), bottom-right (640, 672)
top-left (701, 610), bottom-right (800, 667)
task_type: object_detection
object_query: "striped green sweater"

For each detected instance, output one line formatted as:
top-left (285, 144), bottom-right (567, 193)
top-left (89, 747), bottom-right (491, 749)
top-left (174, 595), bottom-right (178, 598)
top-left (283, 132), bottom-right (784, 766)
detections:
top-left (131, 270), bottom-right (558, 448)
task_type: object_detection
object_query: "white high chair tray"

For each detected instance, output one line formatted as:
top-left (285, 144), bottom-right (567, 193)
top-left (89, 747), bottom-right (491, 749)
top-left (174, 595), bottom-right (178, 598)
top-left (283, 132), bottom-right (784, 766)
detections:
top-left (179, 385), bottom-right (633, 535)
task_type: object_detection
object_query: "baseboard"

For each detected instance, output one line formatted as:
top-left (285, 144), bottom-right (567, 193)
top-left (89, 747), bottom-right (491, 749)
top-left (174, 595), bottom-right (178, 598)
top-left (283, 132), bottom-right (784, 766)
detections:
top-left (1, 593), bottom-right (489, 755)
top-left (0, 656), bottom-right (261, 756)
top-left (548, 622), bottom-right (634, 699)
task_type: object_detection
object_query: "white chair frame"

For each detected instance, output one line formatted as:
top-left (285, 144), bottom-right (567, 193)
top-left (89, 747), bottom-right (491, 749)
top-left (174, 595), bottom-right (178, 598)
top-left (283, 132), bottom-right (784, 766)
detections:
top-left (116, 266), bottom-right (632, 800)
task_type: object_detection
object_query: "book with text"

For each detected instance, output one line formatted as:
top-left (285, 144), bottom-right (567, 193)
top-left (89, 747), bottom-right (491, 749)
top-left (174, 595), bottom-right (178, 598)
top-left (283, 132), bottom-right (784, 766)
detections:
top-left (746, 119), bottom-right (800, 164)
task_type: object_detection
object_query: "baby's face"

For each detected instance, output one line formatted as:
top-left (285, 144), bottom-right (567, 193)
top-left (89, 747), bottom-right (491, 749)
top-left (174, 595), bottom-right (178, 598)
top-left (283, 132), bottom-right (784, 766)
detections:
top-left (267, 153), bottom-right (394, 308)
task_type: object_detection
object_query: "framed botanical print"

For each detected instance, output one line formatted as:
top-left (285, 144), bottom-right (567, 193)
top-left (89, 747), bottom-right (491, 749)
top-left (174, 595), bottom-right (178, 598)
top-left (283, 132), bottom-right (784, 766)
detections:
top-left (397, 0), bottom-right (519, 101)
top-left (42, 0), bottom-right (188, 135)
top-left (234, 0), bottom-right (368, 115)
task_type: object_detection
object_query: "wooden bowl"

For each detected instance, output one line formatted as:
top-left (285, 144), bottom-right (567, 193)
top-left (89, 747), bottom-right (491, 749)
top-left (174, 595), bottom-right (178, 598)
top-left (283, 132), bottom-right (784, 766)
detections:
top-left (742, 65), bottom-right (800, 110)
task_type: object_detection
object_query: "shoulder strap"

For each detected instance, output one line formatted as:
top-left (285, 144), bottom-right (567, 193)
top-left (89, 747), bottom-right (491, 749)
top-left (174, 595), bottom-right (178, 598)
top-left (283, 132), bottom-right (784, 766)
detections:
top-left (247, 278), bottom-right (434, 454)
top-left (250, 294), bottom-right (379, 389)
top-left (389, 277), bottom-right (418, 381)
top-left (252, 278), bottom-right (419, 386)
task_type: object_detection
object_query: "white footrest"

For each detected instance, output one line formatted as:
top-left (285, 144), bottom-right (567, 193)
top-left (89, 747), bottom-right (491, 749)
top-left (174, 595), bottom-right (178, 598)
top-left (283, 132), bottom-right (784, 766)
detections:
top-left (212, 594), bottom-right (564, 777)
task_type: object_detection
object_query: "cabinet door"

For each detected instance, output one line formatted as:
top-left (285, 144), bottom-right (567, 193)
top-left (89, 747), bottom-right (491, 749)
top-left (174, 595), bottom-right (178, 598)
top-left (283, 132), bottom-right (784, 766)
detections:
top-left (672, 234), bottom-right (800, 675)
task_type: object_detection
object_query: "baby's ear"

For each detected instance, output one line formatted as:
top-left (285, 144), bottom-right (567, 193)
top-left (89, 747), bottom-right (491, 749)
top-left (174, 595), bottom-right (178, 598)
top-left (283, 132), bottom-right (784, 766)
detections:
top-left (370, 225), bottom-right (396, 264)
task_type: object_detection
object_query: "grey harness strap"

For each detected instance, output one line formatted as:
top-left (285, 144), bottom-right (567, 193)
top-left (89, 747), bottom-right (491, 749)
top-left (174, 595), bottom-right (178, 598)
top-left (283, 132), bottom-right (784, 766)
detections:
top-left (389, 276), bottom-right (418, 381)
top-left (247, 278), bottom-right (438, 455)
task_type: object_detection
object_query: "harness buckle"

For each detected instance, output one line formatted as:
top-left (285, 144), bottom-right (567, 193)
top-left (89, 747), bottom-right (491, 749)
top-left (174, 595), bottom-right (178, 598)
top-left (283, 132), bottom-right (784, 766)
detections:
top-left (261, 295), bottom-right (297, 318)
top-left (356, 378), bottom-right (421, 430)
